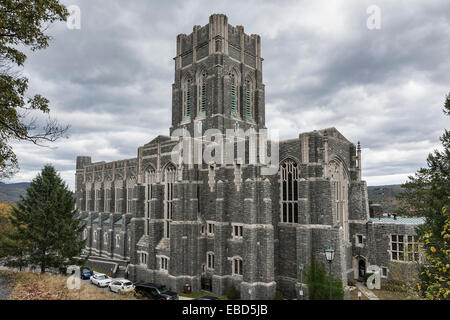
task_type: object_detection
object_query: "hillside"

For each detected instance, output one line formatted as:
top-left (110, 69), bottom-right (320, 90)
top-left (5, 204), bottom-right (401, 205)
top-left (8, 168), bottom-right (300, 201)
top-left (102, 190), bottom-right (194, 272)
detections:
top-left (367, 184), bottom-right (403, 213)
top-left (0, 182), bottom-right (30, 203)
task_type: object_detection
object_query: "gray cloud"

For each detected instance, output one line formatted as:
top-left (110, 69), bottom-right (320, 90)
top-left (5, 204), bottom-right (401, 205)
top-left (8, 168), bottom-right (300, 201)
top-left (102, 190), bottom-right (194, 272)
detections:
top-left (3, 0), bottom-right (449, 190)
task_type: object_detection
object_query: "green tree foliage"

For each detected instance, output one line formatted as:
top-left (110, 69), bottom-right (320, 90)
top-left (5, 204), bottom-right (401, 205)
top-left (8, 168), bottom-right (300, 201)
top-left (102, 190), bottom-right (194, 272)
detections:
top-left (225, 284), bottom-right (240, 300)
top-left (0, 1), bottom-right (69, 178)
top-left (273, 291), bottom-right (284, 300)
top-left (418, 206), bottom-right (450, 299)
top-left (305, 255), bottom-right (344, 300)
top-left (396, 93), bottom-right (450, 299)
top-left (3, 165), bottom-right (86, 273)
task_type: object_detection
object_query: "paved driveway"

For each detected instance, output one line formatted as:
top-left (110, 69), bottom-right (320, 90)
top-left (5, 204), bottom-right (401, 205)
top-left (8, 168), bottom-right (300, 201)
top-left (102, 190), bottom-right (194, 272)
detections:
top-left (0, 276), bottom-right (10, 300)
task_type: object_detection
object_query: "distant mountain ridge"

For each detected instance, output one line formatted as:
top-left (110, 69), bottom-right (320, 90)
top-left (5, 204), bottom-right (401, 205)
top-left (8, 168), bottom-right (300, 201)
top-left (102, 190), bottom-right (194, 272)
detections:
top-left (367, 184), bottom-right (403, 213)
top-left (0, 181), bottom-right (30, 203)
top-left (0, 181), bottom-right (404, 210)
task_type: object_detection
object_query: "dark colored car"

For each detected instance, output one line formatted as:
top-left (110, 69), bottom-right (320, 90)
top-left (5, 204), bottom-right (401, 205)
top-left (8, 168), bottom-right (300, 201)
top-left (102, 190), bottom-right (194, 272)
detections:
top-left (80, 267), bottom-right (94, 280)
top-left (193, 296), bottom-right (220, 300)
top-left (135, 283), bottom-right (178, 300)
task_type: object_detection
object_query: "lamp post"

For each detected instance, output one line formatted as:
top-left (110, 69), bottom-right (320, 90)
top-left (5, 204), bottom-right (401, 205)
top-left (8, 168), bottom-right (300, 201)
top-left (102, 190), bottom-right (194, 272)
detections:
top-left (325, 248), bottom-right (335, 300)
top-left (299, 264), bottom-right (304, 300)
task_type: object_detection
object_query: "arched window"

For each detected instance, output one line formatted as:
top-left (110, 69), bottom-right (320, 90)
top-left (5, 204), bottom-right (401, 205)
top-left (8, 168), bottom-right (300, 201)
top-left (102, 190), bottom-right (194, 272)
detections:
top-left (115, 235), bottom-right (120, 248)
top-left (164, 164), bottom-right (177, 238)
top-left (328, 159), bottom-right (349, 241)
top-left (198, 70), bottom-right (207, 117)
top-left (144, 167), bottom-right (156, 236)
top-left (207, 252), bottom-right (215, 270)
top-left (244, 78), bottom-right (254, 121)
top-left (182, 77), bottom-right (192, 121)
top-left (280, 160), bottom-right (299, 223)
top-left (229, 69), bottom-right (239, 117)
top-left (232, 257), bottom-right (243, 276)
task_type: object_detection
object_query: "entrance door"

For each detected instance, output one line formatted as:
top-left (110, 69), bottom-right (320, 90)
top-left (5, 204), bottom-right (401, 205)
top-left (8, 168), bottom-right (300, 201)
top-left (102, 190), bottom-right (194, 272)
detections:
top-left (358, 259), bottom-right (366, 279)
top-left (201, 276), bottom-right (212, 292)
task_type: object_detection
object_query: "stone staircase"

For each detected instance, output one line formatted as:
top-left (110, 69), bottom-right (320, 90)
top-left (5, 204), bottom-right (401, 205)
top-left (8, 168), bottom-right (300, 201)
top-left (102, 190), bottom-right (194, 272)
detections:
top-left (84, 255), bottom-right (129, 279)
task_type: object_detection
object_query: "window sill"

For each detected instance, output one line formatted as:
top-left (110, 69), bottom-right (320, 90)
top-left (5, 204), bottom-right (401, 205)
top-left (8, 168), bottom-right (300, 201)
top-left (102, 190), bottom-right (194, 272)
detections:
top-left (195, 113), bottom-right (206, 120)
top-left (180, 118), bottom-right (192, 125)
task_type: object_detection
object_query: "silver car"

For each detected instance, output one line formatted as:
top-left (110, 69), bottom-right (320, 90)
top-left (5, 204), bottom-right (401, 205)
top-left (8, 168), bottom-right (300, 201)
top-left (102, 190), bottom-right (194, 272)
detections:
top-left (109, 279), bottom-right (135, 293)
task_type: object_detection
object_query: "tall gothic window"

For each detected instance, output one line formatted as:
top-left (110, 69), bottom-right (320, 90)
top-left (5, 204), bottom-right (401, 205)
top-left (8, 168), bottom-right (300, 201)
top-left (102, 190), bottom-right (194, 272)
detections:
top-left (198, 70), bottom-right (207, 117)
top-left (280, 160), bottom-right (299, 223)
top-left (245, 79), bottom-right (253, 121)
top-left (145, 167), bottom-right (156, 236)
top-left (182, 77), bottom-right (192, 121)
top-left (328, 159), bottom-right (350, 242)
top-left (115, 187), bottom-right (122, 213)
top-left (164, 164), bottom-right (177, 238)
top-left (104, 189), bottom-right (111, 213)
top-left (126, 187), bottom-right (133, 213)
top-left (229, 70), bottom-right (239, 117)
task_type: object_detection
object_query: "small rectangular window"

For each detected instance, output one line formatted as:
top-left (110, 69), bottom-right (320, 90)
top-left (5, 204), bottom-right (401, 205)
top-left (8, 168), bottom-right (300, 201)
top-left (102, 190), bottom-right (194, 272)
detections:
top-left (207, 223), bottom-right (215, 236)
top-left (357, 235), bottom-right (363, 244)
top-left (207, 253), bottom-right (214, 269)
top-left (161, 257), bottom-right (169, 271)
top-left (232, 225), bottom-right (243, 238)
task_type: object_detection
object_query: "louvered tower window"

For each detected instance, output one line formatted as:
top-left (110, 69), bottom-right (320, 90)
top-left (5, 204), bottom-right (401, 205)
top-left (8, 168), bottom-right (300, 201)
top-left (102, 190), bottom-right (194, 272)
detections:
top-left (185, 90), bottom-right (191, 119)
top-left (230, 72), bottom-right (237, 117)
top-left (183, 78), bottom-right (192, 120)
top-left (199, 71), bottom-right (207, 116)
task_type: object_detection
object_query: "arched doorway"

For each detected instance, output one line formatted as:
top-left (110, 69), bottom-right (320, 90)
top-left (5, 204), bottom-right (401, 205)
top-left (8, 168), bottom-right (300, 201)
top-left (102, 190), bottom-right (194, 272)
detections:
top-left (358, 259), bottom-right (366, 279)
top-left (353, 256), bottom-right (368, 281)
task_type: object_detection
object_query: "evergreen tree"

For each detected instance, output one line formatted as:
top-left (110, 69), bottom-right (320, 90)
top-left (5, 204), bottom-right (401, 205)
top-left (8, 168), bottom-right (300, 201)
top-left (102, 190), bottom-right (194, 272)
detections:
top-left (396, 92), bottom-right (450, 299)
top-left (4, 165), bottom-right (86, 273)
top-left (306, 254), bottom-right (344, 300)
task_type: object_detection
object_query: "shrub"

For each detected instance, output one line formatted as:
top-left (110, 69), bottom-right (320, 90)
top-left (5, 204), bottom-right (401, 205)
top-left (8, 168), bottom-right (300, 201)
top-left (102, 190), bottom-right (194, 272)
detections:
top-left (225, 284), bottom-right (240, 300)
top-left (306, 254), bottom-right (345, 300)
top-left (273, 291), bottom-right (284, 300)
top-left (348, 279), bottom-right (356, 287)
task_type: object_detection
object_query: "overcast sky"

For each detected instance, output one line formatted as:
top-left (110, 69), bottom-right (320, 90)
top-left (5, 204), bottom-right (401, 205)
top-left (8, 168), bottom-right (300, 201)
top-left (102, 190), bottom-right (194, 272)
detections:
top-left (3, 0), bottom-right (450, 190)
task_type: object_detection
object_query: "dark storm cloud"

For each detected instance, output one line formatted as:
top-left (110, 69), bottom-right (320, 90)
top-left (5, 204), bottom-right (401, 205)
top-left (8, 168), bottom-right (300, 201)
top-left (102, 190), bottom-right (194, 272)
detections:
top-left (3, 0), bottom-right (449, 189)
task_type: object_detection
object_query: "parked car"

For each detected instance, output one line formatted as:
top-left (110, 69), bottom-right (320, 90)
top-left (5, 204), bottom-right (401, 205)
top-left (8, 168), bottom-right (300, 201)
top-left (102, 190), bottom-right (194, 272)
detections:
top-left (193, 296), bottom-right (220, 300)
top-left (90, 273), bottom-right (112, 287)
top-left (80, 267), bottom-right (94, 280)
top-left (109, 279), bottom-right (135, 294)
top-left (134, 283), bottom-right (178, 300)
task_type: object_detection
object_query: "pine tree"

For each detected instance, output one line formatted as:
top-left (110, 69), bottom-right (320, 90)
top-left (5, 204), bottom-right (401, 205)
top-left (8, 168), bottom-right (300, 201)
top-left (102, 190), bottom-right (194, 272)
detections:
top-left (396, 92), bottom-right (450, 299)
top-left (4, 165), bottom-right (86, 273)
top-left (306, 254), bottom-right (344, 300)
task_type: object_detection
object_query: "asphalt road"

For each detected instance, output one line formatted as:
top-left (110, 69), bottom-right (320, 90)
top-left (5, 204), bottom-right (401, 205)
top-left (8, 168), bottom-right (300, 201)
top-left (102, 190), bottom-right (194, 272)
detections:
top-left (0, 276), bottom-right (10, 300)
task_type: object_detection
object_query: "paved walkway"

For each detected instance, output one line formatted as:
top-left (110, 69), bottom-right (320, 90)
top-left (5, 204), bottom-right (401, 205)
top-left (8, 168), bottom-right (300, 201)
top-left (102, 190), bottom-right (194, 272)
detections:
top-left (0, 276), bottom-right (10, 300)
top-left (356, 282), bottom-right (379, 300)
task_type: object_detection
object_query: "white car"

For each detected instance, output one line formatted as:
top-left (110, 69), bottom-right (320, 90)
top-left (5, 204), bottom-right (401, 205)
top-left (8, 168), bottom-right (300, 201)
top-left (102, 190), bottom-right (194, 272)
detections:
top-left (90, 273), bottom-right (112, 287)
top-left (109, 279), bottom-right (135, 294)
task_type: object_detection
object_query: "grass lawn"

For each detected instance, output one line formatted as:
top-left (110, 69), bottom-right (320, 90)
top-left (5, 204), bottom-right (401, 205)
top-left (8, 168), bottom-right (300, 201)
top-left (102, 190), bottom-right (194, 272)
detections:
top-left (0, 270), bottom-right (134, 300)
top-left (372, 289), bottom-right (419, 300)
